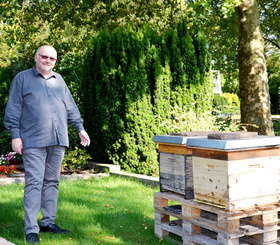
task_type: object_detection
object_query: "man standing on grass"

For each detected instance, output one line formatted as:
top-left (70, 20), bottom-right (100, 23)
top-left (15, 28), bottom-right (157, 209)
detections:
top-left (3, 45), bottom-right (90, 244)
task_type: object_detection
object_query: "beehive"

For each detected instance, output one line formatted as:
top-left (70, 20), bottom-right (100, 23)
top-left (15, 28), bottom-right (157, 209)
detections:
top-left (153, 132), bottom-right (211, 199)
top-left (188, 132), bottom-right (280, 211)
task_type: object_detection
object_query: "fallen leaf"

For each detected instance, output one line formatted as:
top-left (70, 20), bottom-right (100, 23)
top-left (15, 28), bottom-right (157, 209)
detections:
top-left (106, 236), bottom-right (115, 239)
top-left (104, 204), bottom-right (109, 207)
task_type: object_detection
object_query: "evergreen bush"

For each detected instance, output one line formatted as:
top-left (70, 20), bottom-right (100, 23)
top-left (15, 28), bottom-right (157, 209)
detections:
top-left (0, 67), bottom-right (13, 133)
top-left (82, 20), bottom-right (213, 176)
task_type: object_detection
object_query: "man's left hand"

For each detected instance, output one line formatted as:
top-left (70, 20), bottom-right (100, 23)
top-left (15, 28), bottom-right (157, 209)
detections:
top-left (79, 130), bottom-right (91, 147)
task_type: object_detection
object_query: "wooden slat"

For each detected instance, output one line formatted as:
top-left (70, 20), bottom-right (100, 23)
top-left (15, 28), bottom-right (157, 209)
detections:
top-left (159, 152), bottom-right (194, 198)
top-left (154, 192), bottom-right (280, 245)
top-left (158, 144), bottom-right (192, 155)
top-left (192, 147), bottom-right (280, 161)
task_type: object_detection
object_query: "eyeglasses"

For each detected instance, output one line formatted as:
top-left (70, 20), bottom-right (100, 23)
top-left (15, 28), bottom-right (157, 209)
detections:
top-left (37, 54), bottom-right (57, 62)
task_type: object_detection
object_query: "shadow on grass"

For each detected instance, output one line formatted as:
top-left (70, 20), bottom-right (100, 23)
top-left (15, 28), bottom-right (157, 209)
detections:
top-left (0, 185), bottom-right (26, 242)
top-left (0, 177), bottom-right (175, 244)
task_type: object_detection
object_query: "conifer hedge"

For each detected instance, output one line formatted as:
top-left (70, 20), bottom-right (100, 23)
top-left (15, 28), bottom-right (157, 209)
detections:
top-left (82, 20), bottom-right (213, 176)
top-left (0, 67), bottom-right (13, 132)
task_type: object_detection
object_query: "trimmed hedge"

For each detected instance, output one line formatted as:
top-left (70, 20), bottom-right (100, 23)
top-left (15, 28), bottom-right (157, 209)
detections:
top-left (82, 21), bottom-right (213, 176)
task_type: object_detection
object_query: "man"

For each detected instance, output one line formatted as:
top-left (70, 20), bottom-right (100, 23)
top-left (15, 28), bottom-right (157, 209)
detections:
top-left (4, 45), bottom-right (90, 244)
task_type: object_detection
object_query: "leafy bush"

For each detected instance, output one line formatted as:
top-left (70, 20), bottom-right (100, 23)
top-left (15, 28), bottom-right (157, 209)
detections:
top-left (0, 129), bottom-right (12, 155)
top-left (213, 94), bottom-right (228, 107)
top-left (215, 118), bottom-right (246, 132)
top-left (222, 93), bottom-right (240, 106)
top-left (160, 105), bottom-right (217, 133)
top-left (0, 67), bottom-right (14, 133)
top-left (82, 19), bottom-right (212, 176)
top-left (62, 147), bottom-right (92, 171)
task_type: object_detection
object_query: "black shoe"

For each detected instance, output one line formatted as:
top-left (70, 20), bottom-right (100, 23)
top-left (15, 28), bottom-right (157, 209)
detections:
top-left (26, 233), bottom-right (39, 244)
top-left (40, 224), bottom-right (70, 234)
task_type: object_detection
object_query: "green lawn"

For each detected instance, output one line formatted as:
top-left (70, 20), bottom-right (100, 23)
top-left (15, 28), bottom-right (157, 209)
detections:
top-left (0, 176), bottom-right (175, 245)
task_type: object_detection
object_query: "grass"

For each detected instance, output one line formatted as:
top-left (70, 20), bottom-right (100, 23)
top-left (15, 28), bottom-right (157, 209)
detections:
top-left (0, 176), bottom-right (175, 245)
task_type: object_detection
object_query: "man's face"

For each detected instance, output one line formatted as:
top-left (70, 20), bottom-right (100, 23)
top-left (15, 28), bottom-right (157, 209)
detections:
top-left (35, 46), bottom-right (57, 76)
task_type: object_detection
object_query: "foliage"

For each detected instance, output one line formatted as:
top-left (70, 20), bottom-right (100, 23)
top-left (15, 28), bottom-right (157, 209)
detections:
top-left (83, 20), bottom-right (212, 176)
top-left (62, 147), bottom-right (92, 171)
top-left (216, 118), bottom-right (246, 132)
top-left (0, 152), bottom-right (19, 174)
top-left (220, 71), bottom-right (240, 95)
top-left (56, 51), bottom-right (86, 113)
top-left (213, 94), bottom-right (228, 107)
top-left (222, 93), bottom-right (240, 106)
top-left (0, 67), bottom-right (14, 133)
top-left (218, 106), bottom-right (240, 114)
top-left (259, 1), bottom-right (280, 51)
top-left (0, 129), bottom-right (13, 155)
top-left (160, 105), bottom-right (217, 133)
top-left (267, 52), bottom-right (280, 114)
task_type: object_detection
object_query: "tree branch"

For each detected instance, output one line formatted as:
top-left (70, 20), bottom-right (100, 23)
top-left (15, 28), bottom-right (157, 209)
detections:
top-left (264, 37), bottom-right (280, 50)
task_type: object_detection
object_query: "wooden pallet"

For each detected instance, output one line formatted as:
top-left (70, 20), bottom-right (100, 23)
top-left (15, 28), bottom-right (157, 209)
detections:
top-left (154, 192), bottom-right (280, 245)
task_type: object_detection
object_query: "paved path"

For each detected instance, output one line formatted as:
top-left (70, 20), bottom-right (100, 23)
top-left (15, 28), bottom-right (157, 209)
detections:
top-left (0, 237), bottom-right (15, 245)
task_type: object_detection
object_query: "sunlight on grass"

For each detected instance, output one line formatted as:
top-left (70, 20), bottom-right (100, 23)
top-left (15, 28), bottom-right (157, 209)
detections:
top-left (0, 176), bottom-right (175, 245)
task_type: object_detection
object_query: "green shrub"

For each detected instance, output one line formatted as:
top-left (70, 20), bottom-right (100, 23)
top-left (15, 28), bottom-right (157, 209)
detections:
top-left (160, 105), bottom-right (217, 133)
top-left (0, 67), bottom-right (14, 133)
top-left (213, 94), bottom-right (228, 107)
top-left (0, 129), bottom-right (12, 155)
top-left (222, 93), bottom-right (240, 106)
top-left (82, 19), bottom-right (213, 176)
top-left (62, 147), bottom-right (92, 171)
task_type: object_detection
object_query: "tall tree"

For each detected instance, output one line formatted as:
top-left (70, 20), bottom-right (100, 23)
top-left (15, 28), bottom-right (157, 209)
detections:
top-left (192, 0), bottom-right (274, 135)
top-left (236, 0), bottom-right (274, 135)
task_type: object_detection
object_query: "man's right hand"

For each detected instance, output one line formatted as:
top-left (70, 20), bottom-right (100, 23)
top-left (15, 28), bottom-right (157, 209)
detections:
top-left (12, 138), bottom-right (23, 155)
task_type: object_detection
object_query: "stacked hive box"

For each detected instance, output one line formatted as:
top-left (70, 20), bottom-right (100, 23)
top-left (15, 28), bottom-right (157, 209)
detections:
top-left (153, 132), bottom-right (280, 244)
top-left (152, 132), bottom-right (210, 199)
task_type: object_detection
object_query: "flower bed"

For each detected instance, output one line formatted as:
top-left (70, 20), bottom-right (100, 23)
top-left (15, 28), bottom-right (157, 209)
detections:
top-left (0, 152), bottom-right (20, 175)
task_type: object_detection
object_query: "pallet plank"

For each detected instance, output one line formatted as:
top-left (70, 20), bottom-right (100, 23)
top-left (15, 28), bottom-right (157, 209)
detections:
top-left (154, 192), bottom-right (280, 245)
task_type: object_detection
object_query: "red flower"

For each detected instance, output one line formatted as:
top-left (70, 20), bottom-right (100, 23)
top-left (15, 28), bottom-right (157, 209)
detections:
top-left (0, 165), bottom-right (17, 174)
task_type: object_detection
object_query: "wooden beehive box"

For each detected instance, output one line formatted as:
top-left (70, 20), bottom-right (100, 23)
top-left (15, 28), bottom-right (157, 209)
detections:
top-left (159, 152), bottom-right (193, 199)
top-left (153, 132), bottom-right (212, 199)
top-left (187, 132), bottom-right (280, 211)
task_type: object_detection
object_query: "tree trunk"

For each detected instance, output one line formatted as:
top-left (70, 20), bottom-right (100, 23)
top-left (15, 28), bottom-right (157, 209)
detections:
top-left (236, 0), bottom-right (274, 135)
